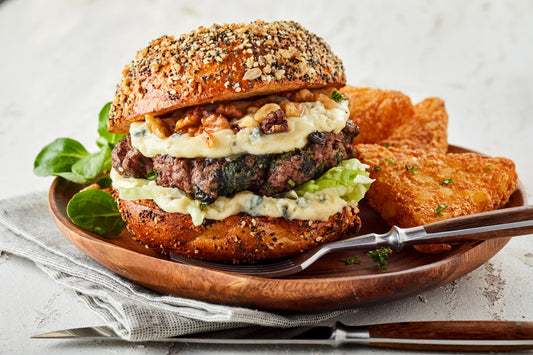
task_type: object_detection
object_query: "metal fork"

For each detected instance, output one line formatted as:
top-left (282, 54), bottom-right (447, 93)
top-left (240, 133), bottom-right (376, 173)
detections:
top-left (169, 205), bottom-right (533, 278)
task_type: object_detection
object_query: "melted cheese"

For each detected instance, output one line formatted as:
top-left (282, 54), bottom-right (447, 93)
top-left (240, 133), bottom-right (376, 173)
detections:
top-left (111, 169), bottom-right (353, 226)
top-left (130, 100), bottom-right (349, 158)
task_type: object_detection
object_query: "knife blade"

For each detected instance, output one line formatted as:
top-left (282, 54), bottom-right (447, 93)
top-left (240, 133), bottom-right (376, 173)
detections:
top-left (32, 320), bottom-right (533, 351)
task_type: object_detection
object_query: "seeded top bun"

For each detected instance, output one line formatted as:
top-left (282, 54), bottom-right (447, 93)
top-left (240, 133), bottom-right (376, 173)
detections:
top-left (108, 20), bottom-right (346, 134)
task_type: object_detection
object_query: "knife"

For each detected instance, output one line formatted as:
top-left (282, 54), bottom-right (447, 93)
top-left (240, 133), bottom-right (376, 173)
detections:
top-left (32, 320), bottom-right (533, 351)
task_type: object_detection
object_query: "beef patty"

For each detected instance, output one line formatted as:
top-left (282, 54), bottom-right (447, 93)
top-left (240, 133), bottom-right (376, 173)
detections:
top-left (112, 122), bottom-right (359, 203)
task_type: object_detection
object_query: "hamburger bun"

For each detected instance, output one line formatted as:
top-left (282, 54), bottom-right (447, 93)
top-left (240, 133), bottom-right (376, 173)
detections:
top-left (109, 20), bottom-right (346, 135)
top-left (116, 196), bottom-right (361, 262)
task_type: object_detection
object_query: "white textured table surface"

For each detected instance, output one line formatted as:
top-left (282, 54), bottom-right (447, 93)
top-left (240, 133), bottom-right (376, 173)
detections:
top-left (1, 0), bottom-right (532, 353)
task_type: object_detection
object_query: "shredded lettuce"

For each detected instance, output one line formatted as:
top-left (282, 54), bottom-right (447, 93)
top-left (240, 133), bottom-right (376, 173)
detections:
top-left (294, 159), bottom-right (373, 203)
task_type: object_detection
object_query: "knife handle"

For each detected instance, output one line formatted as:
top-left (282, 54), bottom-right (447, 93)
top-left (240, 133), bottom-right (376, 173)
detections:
top-left (423, 205), bottom-right (533, 238)
top-left (365, 320), bottom-right (533, 351)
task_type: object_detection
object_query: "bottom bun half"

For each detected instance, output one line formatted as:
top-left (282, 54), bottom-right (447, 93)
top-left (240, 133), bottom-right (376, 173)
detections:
top-left (114, 194), bottom-right (361, 262)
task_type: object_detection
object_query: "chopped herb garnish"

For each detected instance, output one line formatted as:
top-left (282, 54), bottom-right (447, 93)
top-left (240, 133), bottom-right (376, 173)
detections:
top-left (330, 89), bottom-right (346, 102)
top-left (366, 247), bottom-right (393, 270)
top-left (486, 165), bottom-right (492, 171)
top-left (405, 165), bottom-right (419, 174)
top-left (440, 177), bottom-right (454, 185)
top-left (287, 179), bottom-right (296, 187)
top-left (383, 143), bottom-right (395, 148)
top-left (435, 204), bottom-right (448, 216)
top-left (374, 166), bottom-right (382, 172)
top-left (340, 256), bottom-right (362, 265)
top-left (145, 170), bottom-right (158, 181)
top-left (384, 158), bottom-right (395, 164)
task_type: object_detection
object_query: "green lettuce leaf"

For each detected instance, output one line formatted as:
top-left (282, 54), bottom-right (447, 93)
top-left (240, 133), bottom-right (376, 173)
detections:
top-left (295, 159), bottom-right (373, 203)
top-left (97, 102), bottom-right (125, 147)
top-left (33, 137), bottom-right (91, 184)
top-left (67, 189), bottom-right (125, 236)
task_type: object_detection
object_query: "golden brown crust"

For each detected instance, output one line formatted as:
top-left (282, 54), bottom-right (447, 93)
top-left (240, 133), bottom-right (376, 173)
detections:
top-left (357, 144), bottom-right (518, 254)
top-left (340, 87), bottom-right (448, 154)
top-left (356, 144), bottom-right (518, 228)
top-left (109, 21), bottom-right (346, 134)
top-left (339, 86), bottom-right (414, 144)
top-left (379, 97), bottom-right (449, 154)
top-left (115, 195), bottom-right (361, 262)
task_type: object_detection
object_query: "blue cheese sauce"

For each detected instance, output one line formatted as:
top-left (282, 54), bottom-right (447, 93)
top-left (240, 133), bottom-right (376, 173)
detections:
top-left (129, 100), bottom-right (350, 158)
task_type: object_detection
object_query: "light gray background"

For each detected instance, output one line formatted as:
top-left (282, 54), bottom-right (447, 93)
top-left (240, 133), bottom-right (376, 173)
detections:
top-left (1, 0), bottom-right (532, 353)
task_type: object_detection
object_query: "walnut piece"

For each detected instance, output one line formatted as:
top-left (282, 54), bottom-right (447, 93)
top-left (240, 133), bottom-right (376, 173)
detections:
top-left (260, 109), bottom-right (289, 135)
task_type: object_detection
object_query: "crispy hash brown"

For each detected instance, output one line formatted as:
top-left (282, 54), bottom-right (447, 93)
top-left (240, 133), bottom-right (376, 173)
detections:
top-left (356, 144), bottom-right (518, 253)
top-left (339, 86), bottom-right (414, 144)
top-left (342, 87), bottom-right (515, 254)
top-left (379, 97), bottom-right (449, 154)
top-left (340, 86), bottom-right (448, 153)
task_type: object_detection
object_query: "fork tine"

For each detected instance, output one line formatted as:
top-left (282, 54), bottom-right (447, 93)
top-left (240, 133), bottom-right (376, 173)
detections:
top-left (168, 252), bottom-right (300, 277)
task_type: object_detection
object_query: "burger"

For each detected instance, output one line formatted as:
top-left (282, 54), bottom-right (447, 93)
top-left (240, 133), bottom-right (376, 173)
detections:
top-left (108, 20), bottom-right (372, 263)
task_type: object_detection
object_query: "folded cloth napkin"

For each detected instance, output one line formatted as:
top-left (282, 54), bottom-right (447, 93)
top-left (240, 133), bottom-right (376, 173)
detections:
top-left (0, 191), bottom-right (355, 341)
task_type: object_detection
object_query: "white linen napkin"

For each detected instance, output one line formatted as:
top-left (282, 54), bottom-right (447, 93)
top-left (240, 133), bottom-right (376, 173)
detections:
top-left (0, 191), bottom-right (355, 341)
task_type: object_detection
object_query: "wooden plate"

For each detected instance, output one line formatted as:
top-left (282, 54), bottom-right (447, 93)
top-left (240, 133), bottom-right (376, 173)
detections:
top-left (48, 145), bottom-right (527, 312)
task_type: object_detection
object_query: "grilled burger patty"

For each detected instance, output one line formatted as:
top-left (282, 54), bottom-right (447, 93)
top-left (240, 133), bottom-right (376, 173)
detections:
top-left (112, 121), bottom-right (359, 203)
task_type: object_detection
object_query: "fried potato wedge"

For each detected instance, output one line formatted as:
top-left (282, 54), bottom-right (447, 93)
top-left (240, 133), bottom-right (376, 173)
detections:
top-left (379, 97), bottom-right (449, 154)
top-left (340, 86), bottom-right (414, 144)
top-left (356, 144), bottom-right (518, 253)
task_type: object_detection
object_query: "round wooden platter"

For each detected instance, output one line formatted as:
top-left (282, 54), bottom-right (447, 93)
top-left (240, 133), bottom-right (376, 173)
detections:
top-left (48, 145), bottom-right (527, 312)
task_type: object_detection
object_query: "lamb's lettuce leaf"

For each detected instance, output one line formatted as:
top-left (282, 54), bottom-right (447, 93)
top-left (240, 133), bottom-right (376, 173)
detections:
top-left (34, 102), bottom-right (119, 185)
top-left (67, 189), bottom-right (125, 236)
top-left (34, 102), bottom-right (126, 235)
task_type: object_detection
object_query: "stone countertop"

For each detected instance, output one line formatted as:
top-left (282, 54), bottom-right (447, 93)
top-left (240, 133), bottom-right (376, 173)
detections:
top-left (1, 0), bottom-right (532, 353)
